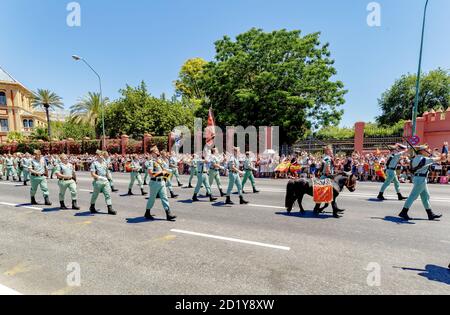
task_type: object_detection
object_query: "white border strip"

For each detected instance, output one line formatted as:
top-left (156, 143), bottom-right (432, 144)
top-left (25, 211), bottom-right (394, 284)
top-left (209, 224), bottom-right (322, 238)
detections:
top-left (0, 202), bottom-right (42, 211)
top-left (171, 229), bottom-right (290, 251)
top-left (0, 284), bottom-right (22, 295)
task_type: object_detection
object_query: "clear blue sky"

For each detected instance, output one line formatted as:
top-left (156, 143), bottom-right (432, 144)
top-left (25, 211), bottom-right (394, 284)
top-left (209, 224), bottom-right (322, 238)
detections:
top-left (1, 0), bottom-right (449, 127)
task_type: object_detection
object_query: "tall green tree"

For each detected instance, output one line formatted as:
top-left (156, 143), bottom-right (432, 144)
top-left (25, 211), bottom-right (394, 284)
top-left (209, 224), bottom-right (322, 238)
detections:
top-left (70, 92), bottom-right (109, 138)
top-left (31, 89), bottom-right (64, 138)
top-left (174, 57), bottom-right (208, 108)
top-left (192, 28), bottom-right (346, 144)
top-left (377, 68), bottom-right (450, 125)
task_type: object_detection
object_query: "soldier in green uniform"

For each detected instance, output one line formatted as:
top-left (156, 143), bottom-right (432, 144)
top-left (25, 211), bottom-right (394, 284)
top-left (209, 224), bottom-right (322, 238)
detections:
top-left (90, 151), bottom-right (117, 215)
top-left (143, 155), bottom-right (151, 185)
top-left (55, 154), bottom-right (80, 210)
top-left (102, 151), bottom-right (119, 192)
top-left (29, 150), bottom-right (52, 206)
top-left (5, 154), bottom-right (17, 181)
top-left (241, 151), bottom-right (260, 194)
top-left (208, 148), bottom-right (225, 197)
top-left (160, 151), bottom-right (178, 199)
top-left (169, 153), bottom-right (183, 187)
top-left (398, 145), bottom-right (444, 221)
top-left (187, 154), bottom-right (198, 189)
top-left (127, 154), bottom-right (146, 196)
top-left (0, 154), bottom-right (4, 180)
top-left (320, 146), bottom-right (334, 180)
top-left (192, 154), bottom-right (217, 202)
top-left (21, 153), bottom-right (31, 186)
top-left (377, 144), bottom-right (408, 201)
top-left (144, 146), bottom-right (177, 221)
top-left (15, 153), bottom-right (23, 182)
top-left (225, 147), bottom-right (249, 205)
top-left (49, 155), bottom-right (60, 179)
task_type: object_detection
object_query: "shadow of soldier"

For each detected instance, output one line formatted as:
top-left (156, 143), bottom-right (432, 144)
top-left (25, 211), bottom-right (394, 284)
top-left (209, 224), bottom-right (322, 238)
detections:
top-left (397, 265), bottom-right (450, 286)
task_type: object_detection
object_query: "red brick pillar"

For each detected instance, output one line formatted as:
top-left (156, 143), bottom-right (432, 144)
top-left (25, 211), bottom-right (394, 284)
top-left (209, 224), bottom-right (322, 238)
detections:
top-left (354, 122), bottom-right (365, 153)
top-left (143, 133), bottom-right (152, 154)
top-left (121, 135), bottom-right (129, 156)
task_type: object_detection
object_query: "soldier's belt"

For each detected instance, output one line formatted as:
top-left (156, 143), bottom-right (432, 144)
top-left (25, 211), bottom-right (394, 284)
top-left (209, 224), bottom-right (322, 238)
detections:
top-left (151, 177), bottom-right (164, 182)
top-left (415, 173), bottom-right (428, 178)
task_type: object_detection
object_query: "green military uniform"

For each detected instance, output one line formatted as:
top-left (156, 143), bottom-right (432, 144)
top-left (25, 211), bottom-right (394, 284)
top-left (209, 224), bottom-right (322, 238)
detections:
top-left (161, 158), bottom-right (177, 198)
top-left (188, 157), bottom-right (198, 188)
top-left (169, 156), bottom-right (182, 186)
top-left (55, 162), bottom-right (78, 203)
top-left (50, 157), bottom-right (60, 179)
top-left (29, 157), bottom-right (50, 200)
top-left (242, 157), bottom-right (259, 193)
top-left (208, 155), bottom-right (224, 196)
top-left (128, 159), bottom-right (145, 194)
top-left (193, 158), bottom-right (216, 202)
top-left (104, 156), bottom-right (118, 192)
top-left (143, 159), bottom-right (151, 185)
top-left (145, 158), bottom-right (176, 221)
top-left (226, 156), bottom-right (243, 197)
top-left (90, 160), bottom-right (113, 207)
top-left (5, 156), bottom-right (16, 180)
top-left (21, 157), bottom-right (31, 184)
top-left (378, 151), bottom-right (406, 200)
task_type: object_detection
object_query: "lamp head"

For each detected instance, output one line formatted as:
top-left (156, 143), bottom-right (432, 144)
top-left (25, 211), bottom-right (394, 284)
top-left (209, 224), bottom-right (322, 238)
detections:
top-left (72, 55), bottom-right (82, 61)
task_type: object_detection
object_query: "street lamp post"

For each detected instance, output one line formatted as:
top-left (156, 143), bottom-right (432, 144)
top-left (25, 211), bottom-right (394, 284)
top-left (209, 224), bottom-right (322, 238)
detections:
top-left (72, 55), bottom-right (106, 150)
top-left (411, 0), bottom-right (430, 137)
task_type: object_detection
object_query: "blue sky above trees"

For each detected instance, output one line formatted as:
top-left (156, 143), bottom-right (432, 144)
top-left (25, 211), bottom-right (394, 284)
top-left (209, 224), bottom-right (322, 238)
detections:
top-left (1, 0), bottom-right (449, 127)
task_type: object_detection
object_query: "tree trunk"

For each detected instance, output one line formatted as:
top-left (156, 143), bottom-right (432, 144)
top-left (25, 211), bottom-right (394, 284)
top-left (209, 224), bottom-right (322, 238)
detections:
top-left (45, 105), bottom-right (51, 139)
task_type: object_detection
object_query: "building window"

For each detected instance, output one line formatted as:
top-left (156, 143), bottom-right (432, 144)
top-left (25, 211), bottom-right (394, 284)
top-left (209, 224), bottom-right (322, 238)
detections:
top-left (0, 119), bottom-right (9, 132)
top-left (0, 92), bottom-right (6, 105)
top-left (23, 119), bottom-right (34, 129)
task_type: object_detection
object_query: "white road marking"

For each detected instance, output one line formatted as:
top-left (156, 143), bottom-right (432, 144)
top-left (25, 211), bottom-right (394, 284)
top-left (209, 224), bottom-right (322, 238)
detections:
top-left (248, 204), bottom-right (285, 210)
top-left (441, 240), bottom-right (450, 245)
top-left (0, 202), bottom-right (42, 211)
top-left (0, 284), bottom-right (22, 295)
top-left (171, 229), bottom-right (291, 251)
top-left (80, 189), bottom-right (93, 193)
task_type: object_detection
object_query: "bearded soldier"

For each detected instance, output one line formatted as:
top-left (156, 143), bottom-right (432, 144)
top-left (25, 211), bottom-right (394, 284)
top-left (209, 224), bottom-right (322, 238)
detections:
top-left (225, 147), bottom-right (249, 205)
top-left (127, 154), bottom-right (146, 196)
top-left (90, 151), bottom-right (117, 215)
top-left (377, 144), bottom-right (408, 201)
top-left (29, 150), bottom-right (52, 206)
top-left (144, 146), bottom-right (177, 221)
top-left (192, 153), bottom-right (217, 203)
top-left (208, 148), bottom-right (225, 197)
top-left (55, 154), bottom-right (80, 210)
top-left (399, 145), bottom-right (444, 221)
top-left (242, 151), bottom-right (260, 194)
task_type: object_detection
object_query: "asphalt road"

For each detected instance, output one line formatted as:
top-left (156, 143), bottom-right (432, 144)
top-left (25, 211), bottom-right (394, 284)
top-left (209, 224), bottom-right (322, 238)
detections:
top-left (0, 173), bottom-right (449, 295)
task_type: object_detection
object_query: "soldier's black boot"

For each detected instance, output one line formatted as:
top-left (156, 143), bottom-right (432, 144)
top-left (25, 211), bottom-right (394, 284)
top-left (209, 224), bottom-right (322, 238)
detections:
top-left (90, 204), bottom-right (98, 214)
top-left (111, 186), bottom-right (119, 193)
top-left (188, 183), bottom-right (193, 189)
top-left (141, 188), bottom-right (147, 196)
top-left (144, 209), bottom-right (154, 220)
top-left (239, 196), bottom-right (249, 205)
top-left (31, 196), bottom-right (38, 205)
top-left (107, 205), bottom-right (117, 216)
top-left (397, 193), bottom-right (407, 201)
top-left (399, 208), bottom-right (411, 221)
top-left (208, 194), bottom-right (217, 202)
top-left (225, 196), bottom-right (234, 205)
top-left (426, 209), bottom-right (442, 221)
top-left (18, 176), bottom-right (22, 182)
top-left (170, 191), bottom-right (178, 199)
top-left (60, 201), bottom-right (68, 210)
top-left (72, 200), bottom-right (80, 210)
top-left (44, 196), bottom-right (52, 206)
top-left (253, 187), bottom-right (260, 194)
top-left (192, 193), bottom-right (200, 202)
top-left (165, 209), bottom-right (177, 221)
top-left (178, 181), bottom-right (183, 187)
top-left (377, 192), bottom-right (386, 201)
top-left (23, 180), bottom-right (28, 186)
top-left (219, 189), bottom-right (226, 197)
top-left (127, 189), bottom-right (134, 196)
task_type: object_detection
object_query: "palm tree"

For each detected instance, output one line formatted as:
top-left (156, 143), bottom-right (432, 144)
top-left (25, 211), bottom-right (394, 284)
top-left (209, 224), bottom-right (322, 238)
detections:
top-left (31, 89), bottom-right (64, 138)
top-left (70, 92), bottom-right (109, 138)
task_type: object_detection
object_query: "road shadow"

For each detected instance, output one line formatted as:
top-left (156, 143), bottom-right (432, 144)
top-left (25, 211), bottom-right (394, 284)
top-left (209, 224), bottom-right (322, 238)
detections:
top-left (395, 265), bottom-right (450, 286)
top-left (371, 216), bottom-right (416, 225)
top-left (276, 211), bottom-right (335, 219)
top-left (74, 211), bottom-right (108, 217)
top-left (367, 198), bottom-right (384, 203)
top-left (42, 207), bottom-right (63, 213)
top-left (15, 203), bottom-right (35, 208)
top-left (211, 201), bottom-right (232, 208)
top-left (126, 217), bottom-right (166, 224)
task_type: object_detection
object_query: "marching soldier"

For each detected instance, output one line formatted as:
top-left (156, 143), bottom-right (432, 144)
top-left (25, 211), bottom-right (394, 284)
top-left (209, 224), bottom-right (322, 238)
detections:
top-left (169, 153), bottom-right (183, 187)
top-left (160, 151), bottom-right (178, 199)
top-left (5, 154), bottom-right (17, 181)
top-left (398, 145), bottom-right (444, 221)
top-left (143, 155), bottom-right (151, 185)
top-left (29, 150), bottom-right (52, 206)
top-left (242, 151), bottom-right (260, 194)
top-left (225, 147), bottom-right (249, 205)
top-left (127, 154), bottom-right (147, 196)
top-left (15, 153), bottom-right (23, 182)
top-left (102, 151), bottom-right (119, 192)
top-left (0, 154), bottom-right (4, 180)
top-left (192, 154), bottom-right (217, 202)
top-left (90, 151), bottom-right (117, 215)
top-left (377, 144), bottom-right (408, 201)
top-left (144, 146), bottom-right (177, 221)
top-left (187, 154), bottom-right (198, 189)
top-left (320, 145), bottom-right (334, 180)
top-left (208, 148), bottom-right (225, 197)
top-left (21, 153), bottom-right (31, 186)
top-left (49, 155), bottom-right (60, 179)
top-left (55, 154), bottom-right (80, 210)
